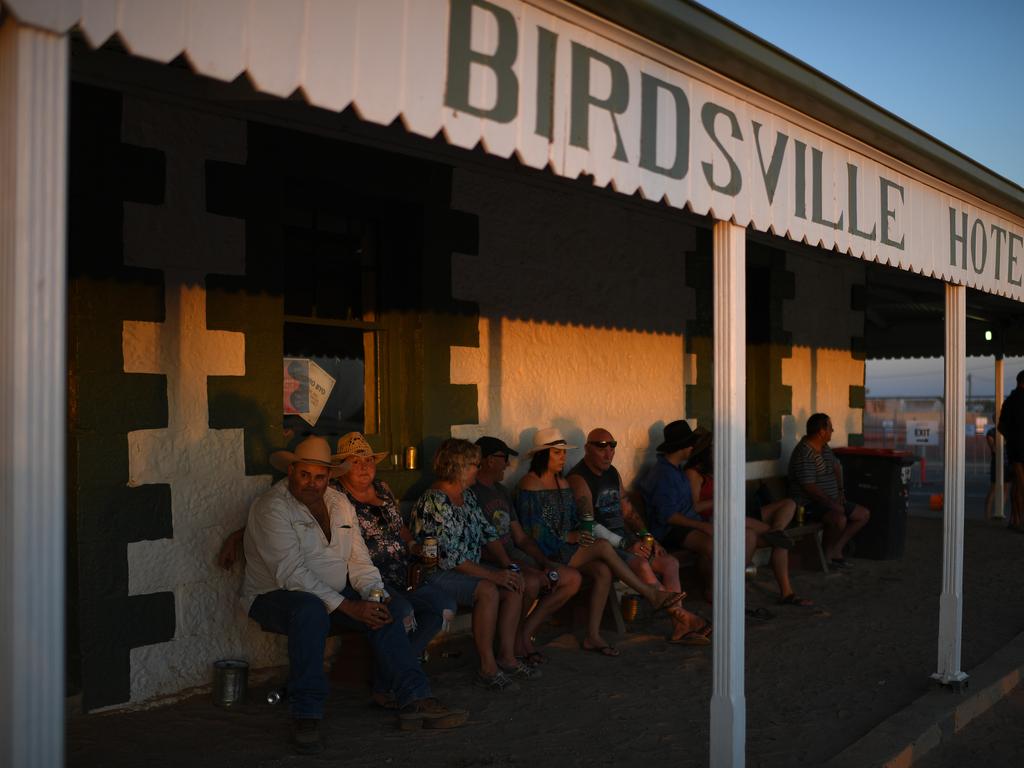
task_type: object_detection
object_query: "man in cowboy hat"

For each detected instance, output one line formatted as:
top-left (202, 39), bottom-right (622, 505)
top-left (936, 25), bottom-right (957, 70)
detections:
top-left (569, 427), bottom-right (710, 643)
top-left (638, 420), bottom-right (715, 596)
top-left (242, 436), bottom-right (468, 753)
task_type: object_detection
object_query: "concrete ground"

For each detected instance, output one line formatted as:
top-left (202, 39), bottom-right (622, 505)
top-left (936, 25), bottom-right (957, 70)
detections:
top-left (67, 486), bottom-right (1024, 767)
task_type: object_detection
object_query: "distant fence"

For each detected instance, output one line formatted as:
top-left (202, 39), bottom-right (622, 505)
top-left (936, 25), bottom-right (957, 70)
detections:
top-left (863, 397), bottom-right (999, 484)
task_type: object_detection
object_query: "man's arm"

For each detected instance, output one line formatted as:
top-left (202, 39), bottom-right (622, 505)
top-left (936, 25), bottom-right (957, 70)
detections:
top-left (567, 473), bottom-right (600, 546)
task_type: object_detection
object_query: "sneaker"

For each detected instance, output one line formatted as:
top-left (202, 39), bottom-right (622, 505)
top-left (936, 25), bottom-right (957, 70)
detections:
top-left (499, 660), bottom-right (542, 680)
top-left (291, 718), bottom-right (323, 755)
top-left (476, 669), bottom-right (520, 692)
top-left (397, 697), bottom-right (469, 731)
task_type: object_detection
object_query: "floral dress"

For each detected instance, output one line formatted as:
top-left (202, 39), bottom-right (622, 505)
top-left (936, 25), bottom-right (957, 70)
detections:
top-left (410, 487), bottom-right (498, 570)
top-left (515, 486), bottom-right (580, 563)
top-left (340, 479), bottom-right (411, 590)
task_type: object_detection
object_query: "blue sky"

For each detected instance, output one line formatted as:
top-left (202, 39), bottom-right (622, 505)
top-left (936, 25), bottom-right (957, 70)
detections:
top-left (698, 0), bottom-right (1024, 398)
top-left (698, 0), bottom-right (1024, 187)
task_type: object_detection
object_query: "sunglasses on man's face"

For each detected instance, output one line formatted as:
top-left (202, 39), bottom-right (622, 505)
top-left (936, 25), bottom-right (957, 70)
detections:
top-left (588, 441), bottom-right (617, 449)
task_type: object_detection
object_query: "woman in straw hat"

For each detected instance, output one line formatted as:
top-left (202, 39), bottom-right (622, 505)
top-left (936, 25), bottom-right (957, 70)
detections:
top-left (332, 432), bottom-right (458, 701)
top-left (411, 438), bottom-right (534, 692)
top-left (517, 428), bottom-right (685, 657)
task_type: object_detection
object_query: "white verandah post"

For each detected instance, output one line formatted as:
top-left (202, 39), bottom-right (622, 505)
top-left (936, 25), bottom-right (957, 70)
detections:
top-left (993, 355), bottom-right (1005, 520)
top-left (934, 283), bottom-right (967, 686)
top-left (0, 17), bottom-right (68, 768)
top-left (710, 220), bottom-right (746, 767)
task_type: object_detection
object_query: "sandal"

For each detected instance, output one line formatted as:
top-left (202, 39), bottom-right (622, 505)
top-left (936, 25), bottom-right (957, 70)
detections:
top-left (745, 606), bottom-right (774, 622)
top-left (668, 630), bottom-right (711, 646)
top-left (779, 593), bottom-right (814, 608)
top-left (517, 651), bottom-right (547, 667)
top-left (499, 660), bottom-right (542, 680)
top-left (476, 670), bottom-right (520, 692)
top-left (582, 643), bottom-right (620, 657)
top-left (651, 590), bottom-right (686, 613)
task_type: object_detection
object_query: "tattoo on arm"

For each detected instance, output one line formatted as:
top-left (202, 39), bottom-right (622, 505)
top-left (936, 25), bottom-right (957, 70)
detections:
top-left (575, 494), bottom-right (594, 520)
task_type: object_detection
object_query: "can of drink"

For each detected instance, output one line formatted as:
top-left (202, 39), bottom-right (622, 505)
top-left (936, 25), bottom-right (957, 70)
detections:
top-left (404, 446), bottom-right (418, 470)
top-left (212, 659), bottom-right (248, 708)
top-left (621, 593), bottom-right (641, 622)
top-left (796, 505), bottom-right (806, 526)
top-left (266, 687), bottom-right (285, 705)
top-left (507, 563), bottom-right (521, 573)
top-left (546, 569), bottom-right (559, 586)
top-left (642, 532), bottom-right (655, 557)
top-left (368, 587), bottom-right (386, 603)
top-left (580, 511), bottom-right (595, 538)
top-left (422, 537), bottom-right (439, 567)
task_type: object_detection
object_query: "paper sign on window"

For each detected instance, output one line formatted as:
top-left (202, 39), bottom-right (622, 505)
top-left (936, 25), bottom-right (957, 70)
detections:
top-left (283, 357), bottom-right (336, 426)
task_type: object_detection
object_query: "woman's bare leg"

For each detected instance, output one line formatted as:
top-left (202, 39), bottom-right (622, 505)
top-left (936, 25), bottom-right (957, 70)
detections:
top-left (519, 565), bottom-right (582, 656)
top-left (495, 588), bottom-right (523, 668)
top-left (577, 560), bottom-right (612, 650)
top-left (569, 539), bottom-right (680, 608)
top-left (472, 580), bottom-right (500, 676)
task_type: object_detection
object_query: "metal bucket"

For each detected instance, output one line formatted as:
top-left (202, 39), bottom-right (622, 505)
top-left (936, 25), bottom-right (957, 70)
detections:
top-left (212, 659), bottom-right (248, 708)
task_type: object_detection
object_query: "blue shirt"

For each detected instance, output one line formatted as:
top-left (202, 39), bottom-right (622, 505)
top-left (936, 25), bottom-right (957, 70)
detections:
top-left (640, 455), bottom-right (699, 543)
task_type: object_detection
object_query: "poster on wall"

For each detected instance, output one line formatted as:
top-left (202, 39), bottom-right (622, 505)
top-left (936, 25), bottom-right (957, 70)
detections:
top-left (283, 357), bottom-right (336, 426)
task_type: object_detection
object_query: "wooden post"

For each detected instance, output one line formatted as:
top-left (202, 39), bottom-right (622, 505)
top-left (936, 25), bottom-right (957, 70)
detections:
top-left (710, 220), bottom-right (746, 767)
top-left (0, 17), bottom-right (68, 768)
top-left (934, 283), bottom-right (967, 687)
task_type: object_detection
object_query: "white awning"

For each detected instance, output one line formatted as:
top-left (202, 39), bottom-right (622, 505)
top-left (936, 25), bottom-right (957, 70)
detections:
top-left (7, 0), bottom-right (1024, 302)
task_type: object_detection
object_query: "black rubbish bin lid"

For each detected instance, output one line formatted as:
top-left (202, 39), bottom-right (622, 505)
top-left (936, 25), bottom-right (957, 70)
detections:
top-left (834, 447), bottom-right (917, 466)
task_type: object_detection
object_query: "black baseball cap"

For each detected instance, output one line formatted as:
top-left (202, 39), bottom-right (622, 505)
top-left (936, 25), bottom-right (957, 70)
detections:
top-left (475, 436), bottom-right (519, 458)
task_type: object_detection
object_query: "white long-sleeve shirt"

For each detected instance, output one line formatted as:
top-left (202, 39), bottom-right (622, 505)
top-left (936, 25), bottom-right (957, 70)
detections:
top-left (241, 479), bottom-right (386, 613)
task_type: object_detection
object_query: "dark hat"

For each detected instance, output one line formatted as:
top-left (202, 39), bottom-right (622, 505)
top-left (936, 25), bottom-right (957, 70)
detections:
top-left (656, 420), bottom-right (701, 453)
top-left (475, 436), bottom-right (519, 458)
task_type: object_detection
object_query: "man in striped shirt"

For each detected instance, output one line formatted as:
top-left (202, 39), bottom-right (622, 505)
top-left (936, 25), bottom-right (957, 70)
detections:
top-left (787, 413), bottom-right (870, 570)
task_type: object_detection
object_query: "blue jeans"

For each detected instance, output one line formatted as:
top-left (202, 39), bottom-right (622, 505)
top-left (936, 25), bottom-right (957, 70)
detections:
top-left (384, 581), bottom-right (457, 659)
top-left (249, 588), bottom-right (432, 718)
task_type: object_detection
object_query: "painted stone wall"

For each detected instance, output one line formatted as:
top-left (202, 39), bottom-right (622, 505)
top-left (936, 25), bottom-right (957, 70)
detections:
top-left (69, 87), bottom-right (285, 711)
top-left (448, 167), bottom-right (699, 486)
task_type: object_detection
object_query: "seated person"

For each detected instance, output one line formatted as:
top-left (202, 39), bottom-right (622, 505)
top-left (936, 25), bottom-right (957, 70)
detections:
top-left (639, 420), bottom-right (714, 600)
top-left (332, 432), bottom-right (457, 678)
top-left (684, 433), bottom-right (813, 608)
top-left (241, 436), bottom-right (467, 754)
top-left (567, 427), bottom-right (711, 644)
top-left (516, 427), bottom-right (685, 658)
top-left (787, 413), bottom-right (870, 569)
top-left (473, 435), bottom-right (582, 665)
top-left (410, 438), bottom-right (534, 692)
top-left (217, 432), bottom-right (458, 705)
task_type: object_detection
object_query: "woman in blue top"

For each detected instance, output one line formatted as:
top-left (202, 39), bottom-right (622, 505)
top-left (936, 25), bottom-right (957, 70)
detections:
top-left (516, 428), bottom-right (684, 656)
top-left (412, 438), bottom-right (535, 692)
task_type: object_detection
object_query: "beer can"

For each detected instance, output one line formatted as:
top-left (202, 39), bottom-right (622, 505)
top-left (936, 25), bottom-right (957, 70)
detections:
top-left (796, 505), bottom-right (806, 526)
top-left (422, 536), bottom-right (439, 567)
top-left (368, 587), bottom-right (386, 603)
top-left (642, 532), bottom-right (655, 554)
top-left (621, 593), bottom-right (641, 622)
top-left (507, 563), bottom-right (521, 573)
top-left (404, 445), bottom-right (418, 470)
top-left (546, 569), bottom-right (560, 585)
top-left (580, 511), bottom-right (595, 537)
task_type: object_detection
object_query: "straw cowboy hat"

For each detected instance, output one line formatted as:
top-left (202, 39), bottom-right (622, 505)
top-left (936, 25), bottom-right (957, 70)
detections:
top-left (655, 420), bottom-right (702, 453)
top-left (333, 431), bottom-right (389, 464)
top-left (270, 435), bottom-right (348, 477)
top-left (524, 427), bottom-right (578, 456)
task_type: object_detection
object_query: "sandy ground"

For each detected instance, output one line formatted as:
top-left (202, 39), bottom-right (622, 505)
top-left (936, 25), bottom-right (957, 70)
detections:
top-left (67, 514), bottom-right (1024, 768)
top-left (913, 684), bottom-right (1024, 768)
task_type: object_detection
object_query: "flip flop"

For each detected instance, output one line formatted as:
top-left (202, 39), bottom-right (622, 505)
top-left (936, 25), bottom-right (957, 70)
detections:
top-left (829, 558), bottom-right (853, 570)
top-left (668, 631), bottom-right (711, 646)
top-left (652, 591), bottom-right (686, 613)
top-left (745, 606), bottom-right (774, 622)
top-left (517, 651), bottom-right (547, 667)
top-left (583, 643), bottom-right (620, 657)
top-left (778, 593), bottom-right (815, 608)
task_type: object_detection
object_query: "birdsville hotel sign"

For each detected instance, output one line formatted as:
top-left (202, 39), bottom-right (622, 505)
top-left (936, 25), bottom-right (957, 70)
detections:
top-left (440, 0), bottom-right (1024, 298)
